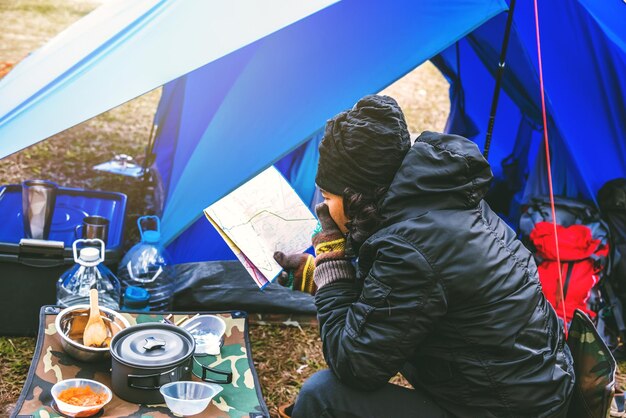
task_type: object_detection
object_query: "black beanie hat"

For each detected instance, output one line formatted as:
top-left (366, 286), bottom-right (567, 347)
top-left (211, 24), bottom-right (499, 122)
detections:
top-left (315, 95), bottom-right (411, 196)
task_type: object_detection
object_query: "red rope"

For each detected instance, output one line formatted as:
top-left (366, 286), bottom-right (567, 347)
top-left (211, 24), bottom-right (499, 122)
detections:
top-left (533, 0), bottom-right (567, 333)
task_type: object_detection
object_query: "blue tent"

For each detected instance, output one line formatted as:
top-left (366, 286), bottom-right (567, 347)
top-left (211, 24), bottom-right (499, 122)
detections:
top-left (155, 0), bottom-right (626, 263)
top-left (0, 0), bottom-right (623, 265)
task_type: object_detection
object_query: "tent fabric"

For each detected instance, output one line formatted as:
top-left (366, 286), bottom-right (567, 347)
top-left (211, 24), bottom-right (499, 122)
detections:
top-left (154, 64), bottom-right (325, 263)
top-left (150, 0), bottom-right (508, 252)
top-left (436, 0), bottom-right (626, 223)
top-left (164, 131), bottom-right (323, 263)
top-left (0, 0), bottom-right (339, 158)
top-left (154, 0), bottom-right (625, 263)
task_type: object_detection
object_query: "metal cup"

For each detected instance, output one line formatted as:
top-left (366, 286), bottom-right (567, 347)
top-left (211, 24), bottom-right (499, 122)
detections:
top-left (22, 180), bottom-right (58, 240)
top-left (75, 216), bottom-right (109, 244)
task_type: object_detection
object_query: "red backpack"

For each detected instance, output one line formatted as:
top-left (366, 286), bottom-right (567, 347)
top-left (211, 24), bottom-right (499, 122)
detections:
top-left (530, 222), bottom-right (609, 323)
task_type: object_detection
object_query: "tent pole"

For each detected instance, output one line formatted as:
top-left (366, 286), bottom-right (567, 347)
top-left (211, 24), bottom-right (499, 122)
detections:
top-left (455, 42), bottom-right (468, 123)
top-left (142, 123), bottom-right (158, 175)
top-left (483, 0), bottom-right (517, 159)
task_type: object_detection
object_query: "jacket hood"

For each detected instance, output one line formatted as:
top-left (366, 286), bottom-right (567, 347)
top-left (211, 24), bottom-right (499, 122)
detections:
top-left (380, 131), bottom-right (493, 224)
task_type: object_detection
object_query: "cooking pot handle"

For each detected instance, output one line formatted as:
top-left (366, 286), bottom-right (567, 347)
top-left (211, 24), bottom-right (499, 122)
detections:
top-left (128, 367), bottom-right (181, 390)
top-left (200, 365), bottom-right (233, 384)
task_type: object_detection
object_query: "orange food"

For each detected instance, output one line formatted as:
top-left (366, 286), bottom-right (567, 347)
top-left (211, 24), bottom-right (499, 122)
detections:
top-left (58, 386), bottom-right (107, 407)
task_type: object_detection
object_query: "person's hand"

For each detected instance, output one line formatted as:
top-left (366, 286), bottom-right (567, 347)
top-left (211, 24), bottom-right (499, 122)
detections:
top-left (311, 203), bottom-right (355, 290)
top-left (273, 251), bottom-right (316, 294)
top-left (272, 204), bottom-right (348, 294)
top-left (312, 203), bottom-right (346, 262)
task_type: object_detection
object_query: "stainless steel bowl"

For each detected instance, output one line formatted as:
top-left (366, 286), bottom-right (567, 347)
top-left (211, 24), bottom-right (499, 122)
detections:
top-left (55, 305), bottom-right (130, 363)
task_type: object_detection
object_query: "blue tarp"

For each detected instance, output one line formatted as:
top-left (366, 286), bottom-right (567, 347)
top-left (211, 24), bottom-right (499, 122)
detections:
top-left (0, 0), bottom-right (339, 157)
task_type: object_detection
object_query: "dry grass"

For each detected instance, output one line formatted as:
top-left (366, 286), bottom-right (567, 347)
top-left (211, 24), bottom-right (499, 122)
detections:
top-left (0, 1), bottom-right (449, 416)
top-left (0, 337), bottom-right (35, 416)
top-left (0, 0), bottom-right (98, 61)
top-left (380, 64), bottom-right (450, 134)
top-left (250, 323), bottom-right (411, 417)
top-left (250, 324), bottom-right (325, 416)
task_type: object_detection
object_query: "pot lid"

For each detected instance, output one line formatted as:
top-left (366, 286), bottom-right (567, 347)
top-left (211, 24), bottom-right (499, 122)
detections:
top-left (111, 323), bottom-right (194, 367)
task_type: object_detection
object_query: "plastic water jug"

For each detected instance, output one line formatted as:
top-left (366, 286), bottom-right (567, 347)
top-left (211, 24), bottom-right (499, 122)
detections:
top-left (57, 239), bottom-right (121, 310)
top-left (117, 216), bottom-right (174, 311)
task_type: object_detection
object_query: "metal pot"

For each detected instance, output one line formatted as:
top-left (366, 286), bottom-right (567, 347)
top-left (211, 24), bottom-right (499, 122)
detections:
top-left (55, 305), bottom-right (130, 363)
top-left (110, 323), bottom-right (196, 404)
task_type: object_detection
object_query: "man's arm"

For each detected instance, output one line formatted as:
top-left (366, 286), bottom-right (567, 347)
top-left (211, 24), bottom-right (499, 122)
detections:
top-left (314, 234), bottom-right (448, 390)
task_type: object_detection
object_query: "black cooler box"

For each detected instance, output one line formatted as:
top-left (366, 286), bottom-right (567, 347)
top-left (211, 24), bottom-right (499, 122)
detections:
top-left (0, 184), bottom-right (126, 336)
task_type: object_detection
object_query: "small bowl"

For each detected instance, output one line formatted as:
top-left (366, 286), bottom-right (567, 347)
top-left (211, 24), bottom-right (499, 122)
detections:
top-left (160, 381), bottom-right (222, 416)
top-left (181, 315), bottom-right (226, 356)
top-left (51, 378), bottom-right (112, 417)
top-left (55, 305), bottom-right (130, 362)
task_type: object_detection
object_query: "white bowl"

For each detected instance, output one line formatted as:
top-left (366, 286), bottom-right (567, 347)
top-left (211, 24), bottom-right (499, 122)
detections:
top-left (51, 378), bottom-right (112, 417)
top-left (160, 381), bottom-right (223, 416)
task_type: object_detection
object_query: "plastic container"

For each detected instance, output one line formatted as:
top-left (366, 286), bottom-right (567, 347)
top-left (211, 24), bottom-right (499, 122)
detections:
top-left (57, 239), bottom-right (121, 310)
top-left (118, 216), bottom-right (174, 311)
top-left (0, 184), bottom-right (126, 336)
top-left (160, 381), bottom-right (222, 416)
top-left (51, 378), bottom-right (112, 417)
top-left (181, 315), bottom-right (226, 355)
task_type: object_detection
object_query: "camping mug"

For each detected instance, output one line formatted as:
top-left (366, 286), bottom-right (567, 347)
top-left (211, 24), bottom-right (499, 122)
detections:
top-left (22, 180), bottom-right (58, 240)
top-left (75, 215), bottom-right (109, 244)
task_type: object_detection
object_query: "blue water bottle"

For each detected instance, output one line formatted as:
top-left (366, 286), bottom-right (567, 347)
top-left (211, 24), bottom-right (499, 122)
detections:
top-left (117, 216), bottom-right (174, 311)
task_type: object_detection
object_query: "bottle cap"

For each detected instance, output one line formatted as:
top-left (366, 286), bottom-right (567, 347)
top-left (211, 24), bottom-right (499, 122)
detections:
top-left (143, 230), bottom-right (160, 243)
top-left (125, 286), bottom-right (150, 302)
top-left (79, 247), bottom-right (100, 263)
top-left (124, 286), bottom-right (150, 308)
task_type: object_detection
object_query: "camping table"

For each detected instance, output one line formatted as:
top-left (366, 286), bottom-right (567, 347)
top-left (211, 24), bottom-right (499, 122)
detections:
top-left (13, 307), bottom-right (269, 418)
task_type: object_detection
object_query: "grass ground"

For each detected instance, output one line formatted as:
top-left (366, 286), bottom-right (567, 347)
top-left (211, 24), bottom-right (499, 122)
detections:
top-left (0, 0), bottom-right (449, 416)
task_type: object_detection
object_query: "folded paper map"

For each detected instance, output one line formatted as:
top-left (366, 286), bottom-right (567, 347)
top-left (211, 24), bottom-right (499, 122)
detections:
top-left (204, 166), bottom-right (318, 288)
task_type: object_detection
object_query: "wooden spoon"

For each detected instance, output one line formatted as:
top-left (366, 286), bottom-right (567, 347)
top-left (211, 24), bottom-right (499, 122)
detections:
top-left (83, 288), bottom-right (108, 348)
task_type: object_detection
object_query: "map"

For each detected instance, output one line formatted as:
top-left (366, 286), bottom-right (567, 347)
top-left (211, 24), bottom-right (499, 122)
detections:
top-left (204, 166), bottom-right (318, 288)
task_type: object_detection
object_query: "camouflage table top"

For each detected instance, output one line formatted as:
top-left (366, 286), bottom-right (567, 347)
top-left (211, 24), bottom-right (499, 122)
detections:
top-left (13, 307), bottom-right (269, 418)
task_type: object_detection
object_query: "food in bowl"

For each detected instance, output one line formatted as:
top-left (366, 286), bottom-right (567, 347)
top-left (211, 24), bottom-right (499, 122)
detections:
top-left (58, 386), bottom-right (109, 406)
top-left (51, 378), bottom-right (112, 418)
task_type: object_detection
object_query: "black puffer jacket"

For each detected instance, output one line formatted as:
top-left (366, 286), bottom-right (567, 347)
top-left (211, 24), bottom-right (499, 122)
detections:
top-left (315, 132), bottom-right (574, 417)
